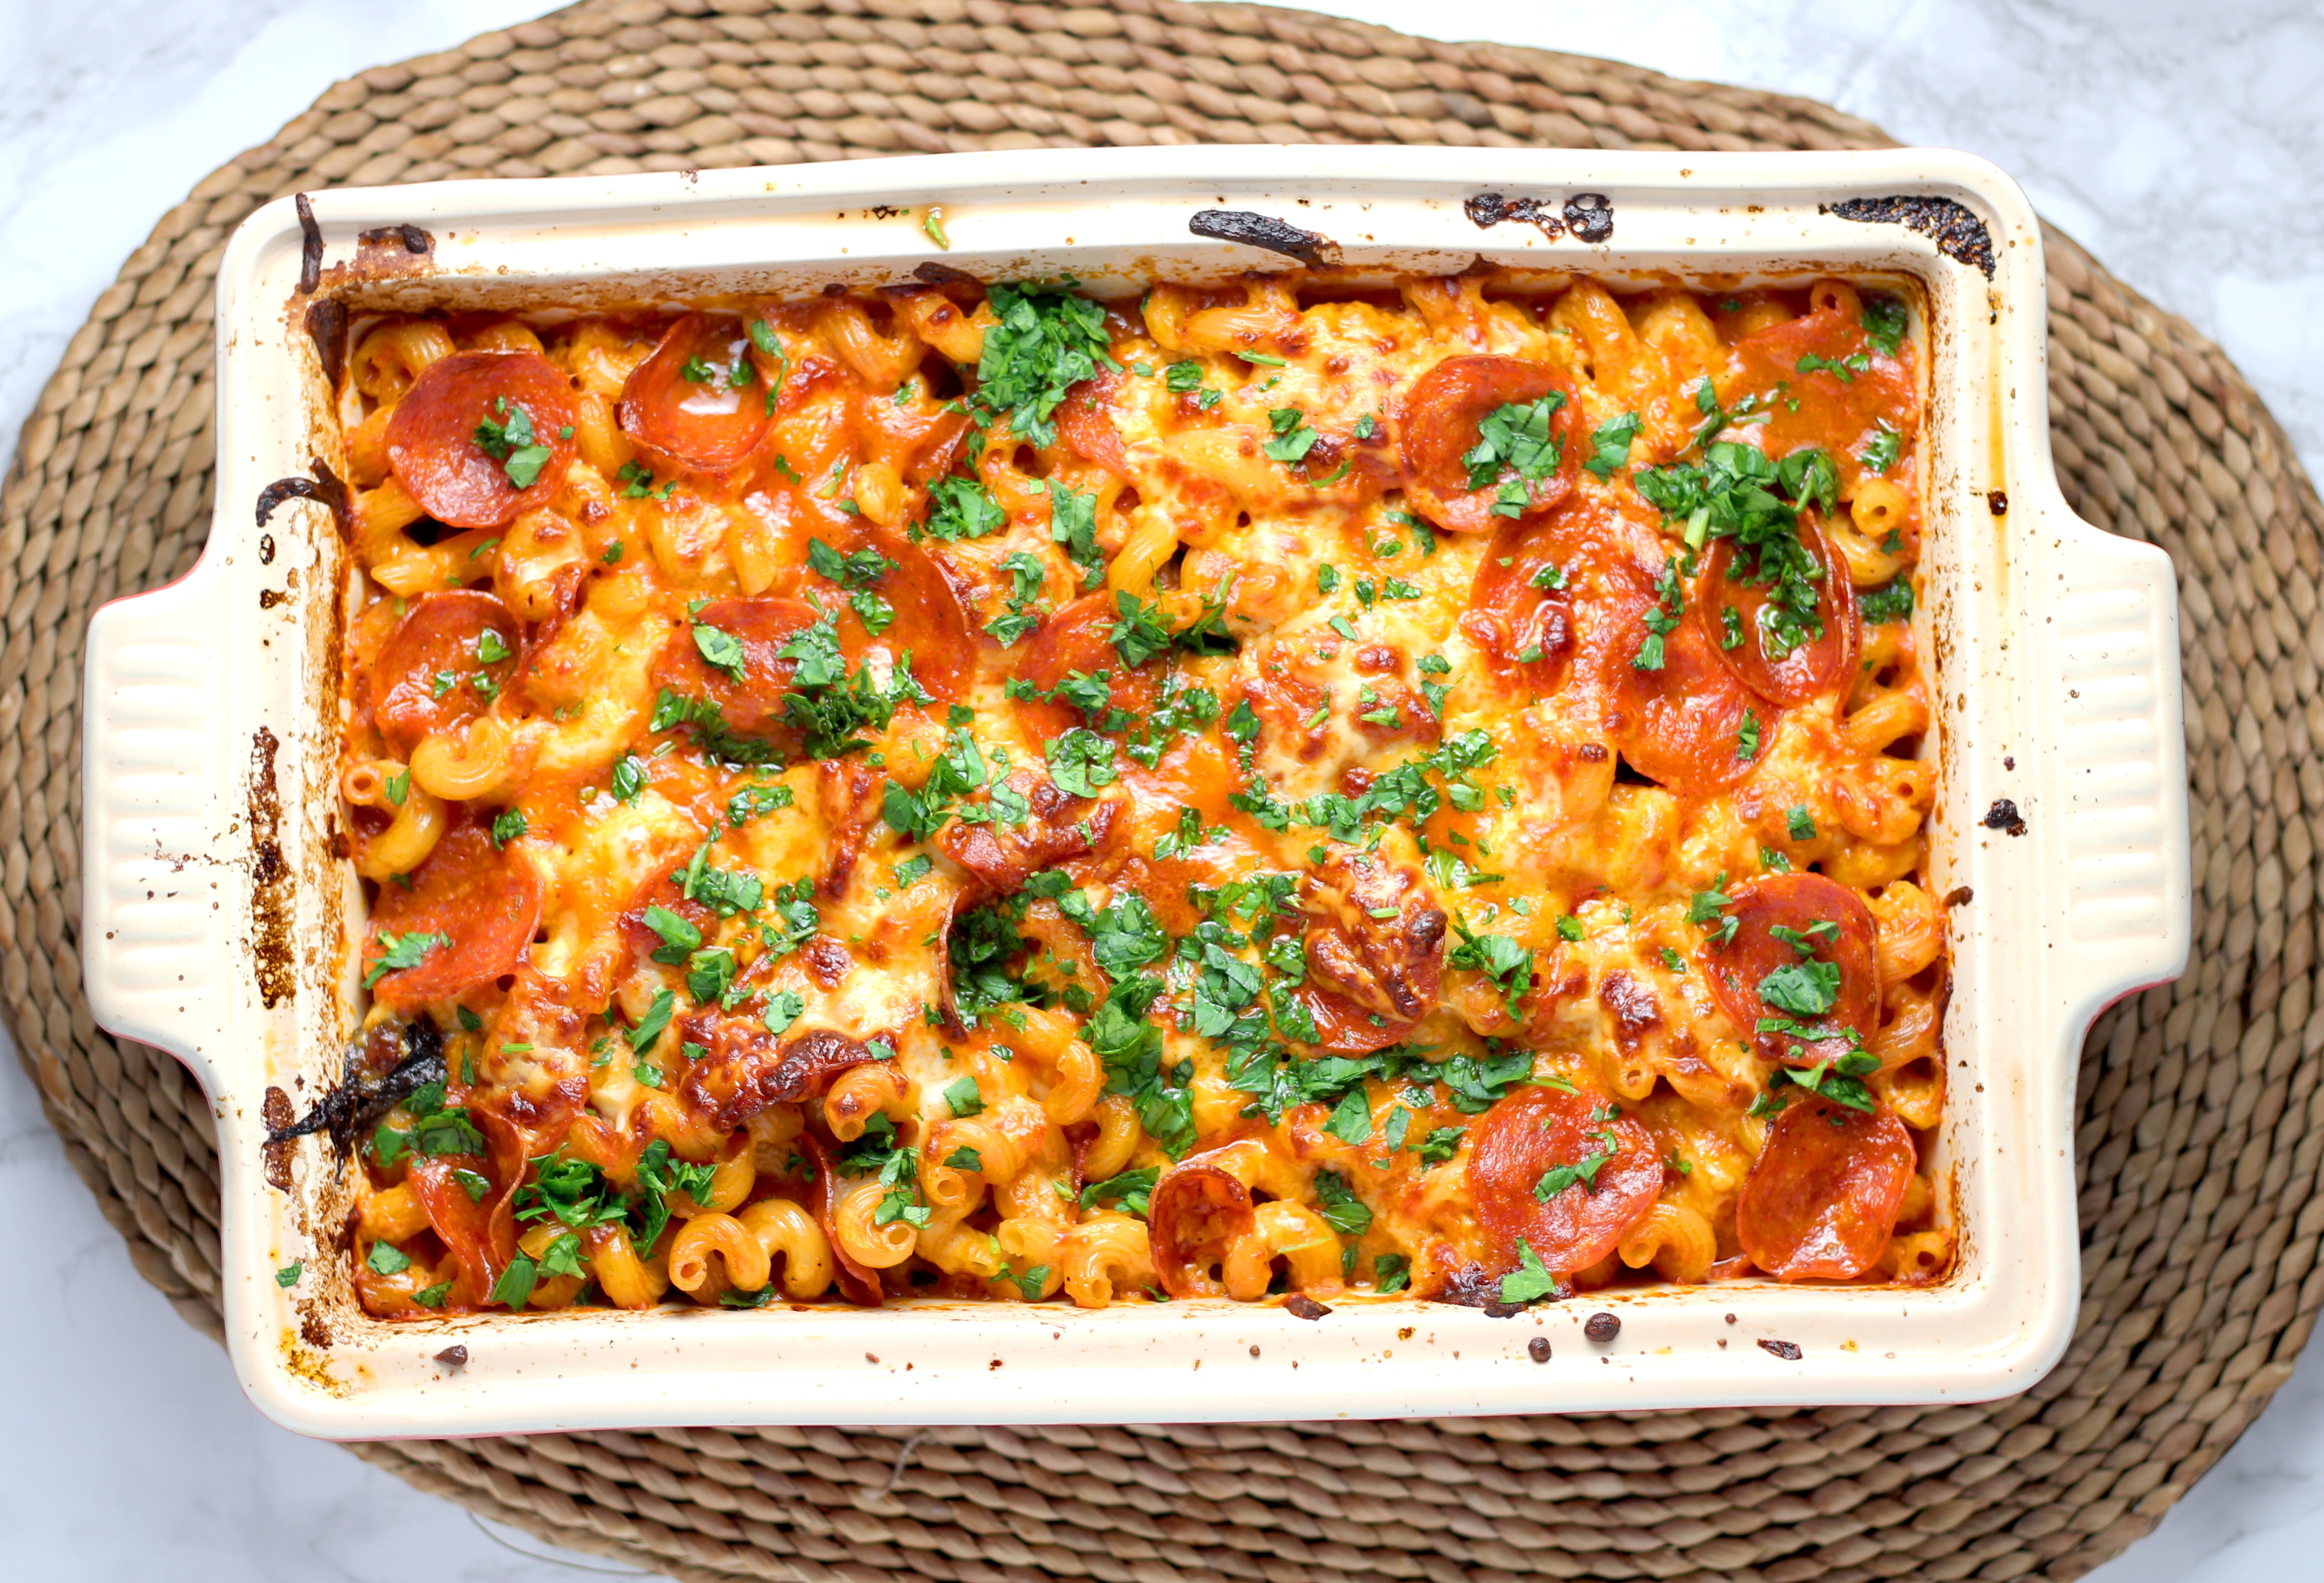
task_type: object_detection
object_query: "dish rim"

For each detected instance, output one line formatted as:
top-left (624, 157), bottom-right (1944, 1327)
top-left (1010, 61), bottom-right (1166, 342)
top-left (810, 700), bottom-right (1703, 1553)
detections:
top-left (79, 142), bottom-right (2189, 1438)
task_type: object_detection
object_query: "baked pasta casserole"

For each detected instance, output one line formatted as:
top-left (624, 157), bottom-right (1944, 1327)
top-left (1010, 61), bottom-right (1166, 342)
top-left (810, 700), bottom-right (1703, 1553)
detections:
top-left (317, 264), bottom-right (1947, 1319)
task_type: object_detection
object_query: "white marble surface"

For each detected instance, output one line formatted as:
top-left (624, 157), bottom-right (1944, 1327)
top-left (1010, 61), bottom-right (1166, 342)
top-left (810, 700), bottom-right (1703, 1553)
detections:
top-left (3, 1), bottom-right (2321, 1578)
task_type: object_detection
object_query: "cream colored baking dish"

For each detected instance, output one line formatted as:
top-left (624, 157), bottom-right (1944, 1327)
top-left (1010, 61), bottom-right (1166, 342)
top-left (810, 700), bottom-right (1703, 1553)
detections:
top-left (80, 144), bottom-right (2188, 1438)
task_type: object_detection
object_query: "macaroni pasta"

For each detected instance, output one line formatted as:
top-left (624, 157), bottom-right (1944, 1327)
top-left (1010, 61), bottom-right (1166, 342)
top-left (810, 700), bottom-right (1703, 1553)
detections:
top-left (326, 266), bottom-right (1947, 1319)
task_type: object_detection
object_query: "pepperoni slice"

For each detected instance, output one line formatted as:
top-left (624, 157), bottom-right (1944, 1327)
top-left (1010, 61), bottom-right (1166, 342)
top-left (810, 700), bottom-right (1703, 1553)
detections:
top-left (364, 823), bottom-right (544, 1010)
top-left (1148, 1147), bottom-right (1258, 1299)
top-left (1013, 592), bottom-right (1163, 739)
top-left (679, 1023), bottom-right (886, 1134)
top-left (383, 350), bottom-right (578, 530)
top-left (651, 595), bottom-right (821, 739)
top-left (1736, 1095), bottom-right (1916, 1280)
top-left (1464, 518), bottom-right (1578, 696)
top-left (616, 865), bottom-right (715, 983)
top-left (407, 1155), bottom-right (505, 1307)
top-left (1466, 1082), bottom-right (1663, 1276)
top-left (1395, 356), bottom-right (1584, 533)
top-left (618, 313), bottom-right (773, 473)
top-left (1700, 872), bottom-right (1880, 1066)
top-left (857, 391), bottom-right (973, 484)
top-left (936, 770), bottom-right (1118, 900)
top-left (1057, 373), bottom-right (1130, 475)
top-left (1699, 513), bottom-right (1859, 705)
top-left (1593, 564), bottom-right (1764, 793)
top-left (851, 522), bottom-right (975, 702)
top-left (1289, 844), bottom-right (1448, 1052)
top-left (802, 1132), bottom-right (886, 1305)
top-left (371, 590), bottom-right (520, 755)
top-left (1727, 283), bottom-right (1920, 503)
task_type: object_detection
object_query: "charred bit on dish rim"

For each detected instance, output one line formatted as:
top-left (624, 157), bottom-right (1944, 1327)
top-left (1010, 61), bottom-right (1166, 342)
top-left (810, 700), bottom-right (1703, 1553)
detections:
top-left (1944, 885), bottom-right (1975, 909)
top-left (294, 192), bottom-right (321, 294)
top-left (1982, 798), bottom-right (2027, 837)
top-left (1759, 1338), bottom-right (1805, 1360)
top-left (1584, 1311), bottom-right (1621, 1343)
top-left (1430, 1260), bottom-right (1544, 1317)
top-left (1988, 489), bottom-right (2009, 515)
top-left (1527, 1335), bottom-right (1552, 1362)
top-left (255, 460), bottom-right (352, 545)
top-left (912, 260), bottom-right (982, 289)
top-left (1284, 1293), bottom-right (1333, 1320)
top-left (303, 297), bottom-right (348, 387)
top-left (1465, 192), bottom-right (1564, 241)
top-left (1825, 195), bottom-right (1996, 278)
top-left (267, 1020), bottom-right (447, 1161)
top-left (435, 1345), bottom-right (469, 1368)
top-left (1188, 208), bottom-right (1342, 268)
top-left (1562, 193), bottom-right (1615, 243)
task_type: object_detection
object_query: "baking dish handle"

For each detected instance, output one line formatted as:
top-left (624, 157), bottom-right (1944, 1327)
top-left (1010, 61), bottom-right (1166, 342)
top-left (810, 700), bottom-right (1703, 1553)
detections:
top-left (2035, 494), bottom-right (2194, 1028)
top-left (81, 553), bottom-right (238, 1092)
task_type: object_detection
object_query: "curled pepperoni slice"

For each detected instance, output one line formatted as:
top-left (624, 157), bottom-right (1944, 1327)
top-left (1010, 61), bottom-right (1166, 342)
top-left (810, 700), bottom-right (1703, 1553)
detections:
top-left (802, 1133), bottom-right (886, 1305)
top-left (858, 390), bottom-right (973, 484)
top-left (1700, 872), bottom-right (1879, 1067)
top-left (936, 770), bottom-right (1118, 901)
top-left (1395, 356), bottom-right (1584, 533)
top-left (1699, 513), bottom-right (1859, 705)
top-left (383, 350), bottom-right (578, 530)
top-left (854, 522), bottom-right (975, 702)
top-left (650, 595), bottom-right (820, 739)
top-left (1464, 518), bottom-right (1578, 696)
top-left (1593, 564), bottom-right (1764, 793)
top-left (618, 313), bottom-right (773, 473)
top-left (1056, 373), bottom-right (1130, 475)
top-left (1013, 592), bottom-right (1162, 738)
top-left (407, 1155), bottom-right (505, 1307)
top-left (1148, 1146), bottom-right (1258, 1298)
top-left (679, 1022), bottom-right (886, 1134)
top-left (1737, 1095), bottom-right (1916, 1280)
top-left (1466, 1082), bottom-right (1663, 1277)
top-left (371, 589), bottom-right (519, 755)
top-left (1288, 843), bottom-right (1448, 1052)
top-left (363, 823), bottom-right (544, 1011)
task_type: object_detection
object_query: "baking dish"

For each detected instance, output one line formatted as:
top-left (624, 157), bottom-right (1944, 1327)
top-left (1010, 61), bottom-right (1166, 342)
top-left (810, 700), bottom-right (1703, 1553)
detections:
top-left (80, 144), bottom-right (2188, 1438)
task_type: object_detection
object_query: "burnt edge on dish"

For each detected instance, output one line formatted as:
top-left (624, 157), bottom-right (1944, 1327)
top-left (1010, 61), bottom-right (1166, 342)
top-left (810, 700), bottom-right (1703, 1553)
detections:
top-left (1465, 192), bottom-right (1564, 241)
top-left (1188, 208), bottom-right (1342, 267)
top-left (1826, 195), bottom-right (1996, 278)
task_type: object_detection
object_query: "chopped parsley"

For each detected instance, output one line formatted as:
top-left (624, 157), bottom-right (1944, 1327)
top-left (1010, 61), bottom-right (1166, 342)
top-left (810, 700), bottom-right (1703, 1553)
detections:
top-left (1858, 577), bottom-right (1914, 624)
top-left (1583, 410), bottom-right (1641, 478)
top-left (364, 930), bottom-right (447, 991)
top-left (472, 397), bottom-right (555, 490)
top-left (1263, 406), bottom-right (1319, 465)
top-left (1796, 351), bottom-right (1871, 383)
top-left (1448, 919), bottom-right (1533, 1019)
top-left (1499, 1238), bottom-right (1562, 1305)
top-left (1862, 294), bottom-right (1908, 358)
top-left (1079, 1167), bottom-right (1160, 1217)
top-left (971, 280), bottom-right (1117, 448)
top-left (1312, 1170), bottom-right (1373, 1235)
top-left (1048, 481), bottom-right (1104, 587)
top-left (1464, 394), bottom-right (1566, 517)
top-left (922, 476), bottom-right (1007, 543)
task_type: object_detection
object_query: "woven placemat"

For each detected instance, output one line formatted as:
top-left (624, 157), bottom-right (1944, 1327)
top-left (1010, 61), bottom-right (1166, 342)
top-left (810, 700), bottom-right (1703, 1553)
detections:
top-left (11, 1), bottom-right (2318, 1578)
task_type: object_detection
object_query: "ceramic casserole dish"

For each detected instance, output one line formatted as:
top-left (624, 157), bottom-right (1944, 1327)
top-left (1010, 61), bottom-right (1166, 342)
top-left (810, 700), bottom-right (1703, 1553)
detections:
top-left (80, 144), bottom-right (2188, 1437)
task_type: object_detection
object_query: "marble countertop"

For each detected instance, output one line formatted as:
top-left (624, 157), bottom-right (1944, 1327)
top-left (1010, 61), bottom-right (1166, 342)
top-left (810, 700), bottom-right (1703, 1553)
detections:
top-left (4, 1), bottom-right (2319, 1577)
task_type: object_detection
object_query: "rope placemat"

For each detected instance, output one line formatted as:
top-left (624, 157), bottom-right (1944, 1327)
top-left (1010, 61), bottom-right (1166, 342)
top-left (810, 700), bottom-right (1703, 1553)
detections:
top-left (10, 1), bottom-right (2317, 1578)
